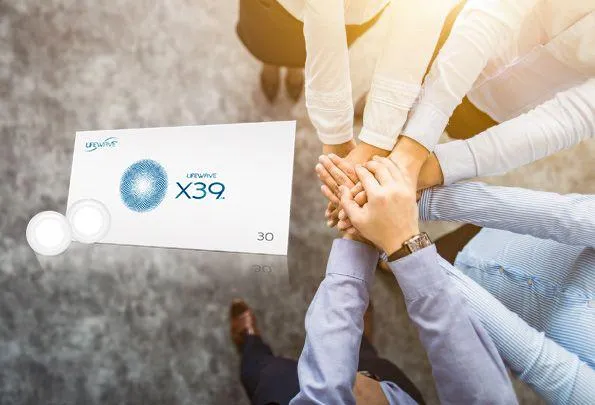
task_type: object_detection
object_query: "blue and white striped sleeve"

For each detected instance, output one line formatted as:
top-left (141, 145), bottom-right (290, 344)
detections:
top-left (439, 257), bottom-right (595, 404)
top-left (419, 182), bottom-right (595, 248)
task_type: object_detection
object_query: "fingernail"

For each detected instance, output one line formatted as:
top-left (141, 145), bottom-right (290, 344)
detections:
top-left (318, 155), bottom-right (325, 163)
top-left (328, 153), bottom-right (337, 159)
top-left (315, 163), bottom-right (322, 171)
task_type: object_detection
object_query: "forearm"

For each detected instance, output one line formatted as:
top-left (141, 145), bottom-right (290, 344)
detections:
top-left (434, 79), bottom-right (595, 184)
top-left (441, 257), bottom-right (595, 404)
top-left (359, 0), bottom-right (456, 151)
top-left (402, 0), bottom-right (538, 151)
top-left (291, 239), bottom-right (378, 405)
top-left (389, 246), bottom-right (516, 404)
top-left (304, 0), bottom-right (354, 145)
top-left (419, 182), bottom-right (595, 247)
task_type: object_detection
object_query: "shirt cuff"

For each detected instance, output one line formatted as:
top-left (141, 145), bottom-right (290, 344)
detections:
top-left (358, 126), bottom-right (397, 151)
top-left (418, 188), bottom-right (434, 221)
top-left (433, 140), bottom-right (478, 185)
top-left (326, 239), bottom-right (379, 286)
top-left (306, 86), bottom-right (354, 145)
top-left (401, 102), bottom-right (449, 152)
top-left (388, 245), bottom-right (448, 302)
top-left (317, 130), bottom-right (354, 145)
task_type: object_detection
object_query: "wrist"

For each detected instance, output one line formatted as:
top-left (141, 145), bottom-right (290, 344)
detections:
top-left (357, 141), bottom-right (390, 159)
top-left (390, 136), bottom-right (429, 173)
top-left (342, 232), bottom-right (374, 247)
top-left (418, 153), bottom-right (444, 189)
top-left (323, 139), bottom-right (356, 158)
top-left (381, 227), bottom-right (420, 256)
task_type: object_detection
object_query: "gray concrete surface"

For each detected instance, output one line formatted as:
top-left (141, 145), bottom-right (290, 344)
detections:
top-left (1, 1), bottom-right (593, 404)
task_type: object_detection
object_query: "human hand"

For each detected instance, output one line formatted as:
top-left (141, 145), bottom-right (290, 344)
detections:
top-left (318, 154), bottom-right (422, 233)
top-left (322, 139), bottom-right (356, 158)
top-left (319, 139), bottom-right (355, 228)
top-left (340, 229), bottom-right (372, 246)
top-left (316, 154), bottom-right (358, 227)
top-left (389, 136), bottom-right (430, 181)
top-left (334, 139), bottom-right (437, 230)
top-left (318, 142), bottom-right (389, 227)
top-left (341, 149), bottom-right (441, 208)
top-left (339, 157), bottom-right (420, 255)
top-left (417, 153), bottom-right (444, 190)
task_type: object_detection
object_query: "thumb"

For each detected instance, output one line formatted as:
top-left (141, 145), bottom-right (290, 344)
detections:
top-left (339, 185), bottom-right (362, 223)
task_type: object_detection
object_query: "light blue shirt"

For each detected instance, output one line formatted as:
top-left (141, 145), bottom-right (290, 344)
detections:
top-left (289, 238), bottom-right (517, 405)
top-left (419, 182), bottom-right (595, 404)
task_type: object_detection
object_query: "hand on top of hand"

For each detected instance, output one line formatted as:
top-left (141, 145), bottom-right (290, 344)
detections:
top-left (339, 157), bottom-right (420, 255)
top-left (317, 157), bottom-right (442, 234)
top-left (317, 141), bottom-right (389, 227)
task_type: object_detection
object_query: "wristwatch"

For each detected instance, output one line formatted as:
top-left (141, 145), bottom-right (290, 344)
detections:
top-left (381, 232), bottom-right (432, 262)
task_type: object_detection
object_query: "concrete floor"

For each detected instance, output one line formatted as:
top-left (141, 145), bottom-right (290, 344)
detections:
top-left (1, 1), bottom-right (593, 404)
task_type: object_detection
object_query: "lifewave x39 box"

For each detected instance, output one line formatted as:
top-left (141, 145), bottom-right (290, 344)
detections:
top-left (67, 121), bottom-right (296, 255)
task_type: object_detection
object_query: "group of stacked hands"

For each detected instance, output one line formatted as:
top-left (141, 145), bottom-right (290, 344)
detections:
top-left (232, 0), bottom-right (595, 403)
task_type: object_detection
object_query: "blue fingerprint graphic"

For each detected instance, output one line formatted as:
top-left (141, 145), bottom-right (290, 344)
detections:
top-left (120, 159), bottom-right (168, 212)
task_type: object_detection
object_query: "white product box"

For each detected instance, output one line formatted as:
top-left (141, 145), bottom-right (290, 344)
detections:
top-left (67, 121), bottom-right (296, 255)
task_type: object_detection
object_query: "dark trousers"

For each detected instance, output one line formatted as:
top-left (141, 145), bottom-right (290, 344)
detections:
top-left (236, 0), bottom-right (383, 68)
top-left (240, 335), bottom-right (425, 405)
top-left (435, 224), bottom-right (482, 265)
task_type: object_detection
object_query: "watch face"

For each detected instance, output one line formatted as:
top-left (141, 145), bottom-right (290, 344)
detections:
top-left (405, 233), bottom-right (432, 253)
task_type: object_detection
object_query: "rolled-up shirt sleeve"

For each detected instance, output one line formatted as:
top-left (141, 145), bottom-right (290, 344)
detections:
top-left (433, 79), bottom-right (595, 184)
top-left (303, 0), bottom-right (354, 145)
top-left (402, 0), bottom-right (539, 151)
top-left (359, 0), bottom-right (457, 151)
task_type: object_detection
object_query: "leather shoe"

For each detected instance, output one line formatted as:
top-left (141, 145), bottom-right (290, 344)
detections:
top-left (260, 64), bottom-right (280, 103)
top-left (230, 298), bottom-right (260, 349)
top-left (285, 68), bottom-right (304, 102)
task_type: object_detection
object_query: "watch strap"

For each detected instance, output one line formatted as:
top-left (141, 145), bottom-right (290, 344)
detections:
top-left (386, 244), bottom-right (411, 262)
top-left (386, 232), bottom-right (432, 262)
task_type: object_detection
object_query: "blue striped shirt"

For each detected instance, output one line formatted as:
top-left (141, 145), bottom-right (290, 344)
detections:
top-left (420, 182), bottom-right (595, 404)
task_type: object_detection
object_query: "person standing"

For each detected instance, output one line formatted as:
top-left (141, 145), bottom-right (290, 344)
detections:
top-left (230, 298), bottom-right (425, 405)
top-left (237, 0), bottom-right (461, 163)
top-left (290, 157), bottom-right (517, 404)
top-left (236, 0), bottom-right (383, 103)
top-left (319, 154), bottom-right (595, 404)
top-left (317, 0), bottom-right (595, 220)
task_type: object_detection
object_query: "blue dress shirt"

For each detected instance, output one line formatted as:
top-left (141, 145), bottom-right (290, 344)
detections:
top-left (419, 181), bottom-right (595, 404)
top-left (289, 238), bottom-right (517, 405)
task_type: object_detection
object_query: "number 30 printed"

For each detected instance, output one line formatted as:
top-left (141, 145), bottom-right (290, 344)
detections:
top-left (257, 232), bottom-right (274, 241)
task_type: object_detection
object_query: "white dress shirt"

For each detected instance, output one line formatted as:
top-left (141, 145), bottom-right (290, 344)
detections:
top-left (401, 0), bottom-right (595, 182)
top-left (277, 0), bottom-right (459, 150)
top-left (435, 78), bottom-right (595, 184)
